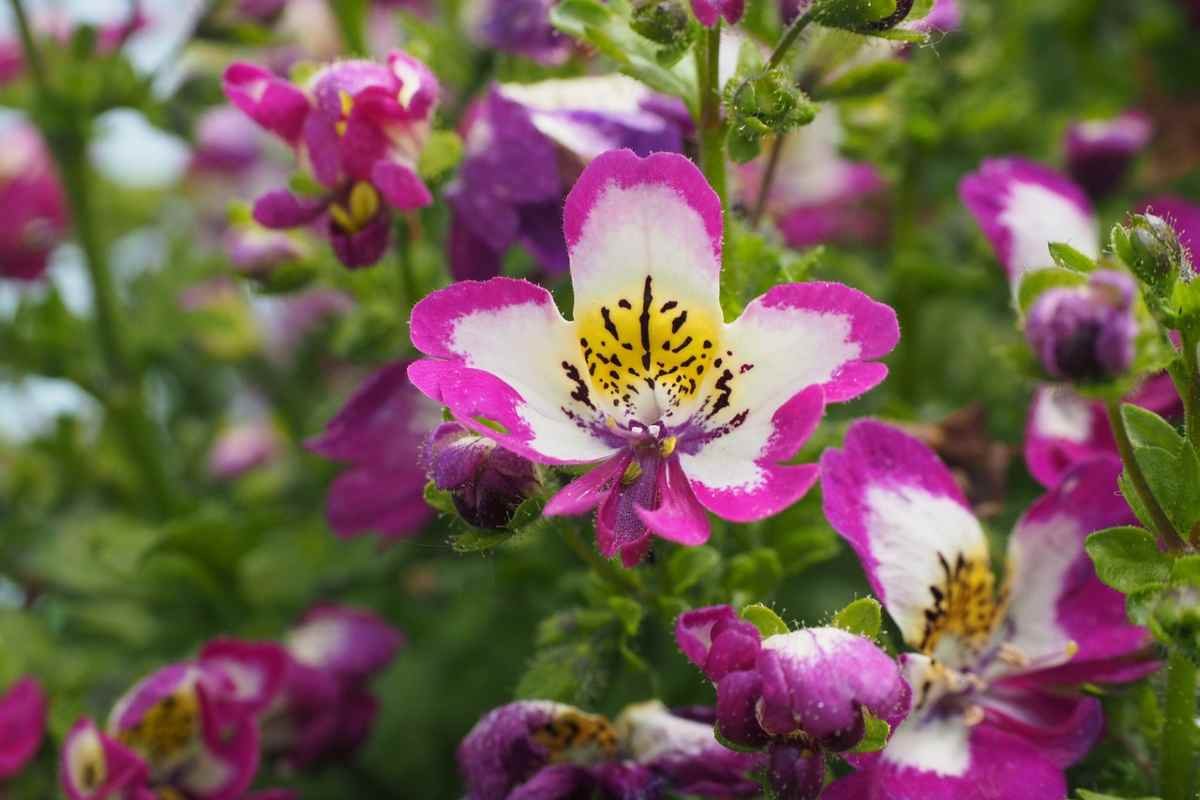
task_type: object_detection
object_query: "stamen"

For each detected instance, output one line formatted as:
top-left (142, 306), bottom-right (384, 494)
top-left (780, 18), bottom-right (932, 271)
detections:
top-left (329, 204), bottom-right (354, 233)
top-left (658, 436), bottom-right (677, 457)
top-left (348, 182), bottom-right (379, 226)
top-left (339, 89), bottom-right (354, 117)
top-left (621, 461), bottom-right (643, 486)
top-left (962, 705), bottom-right (985, 727)
top-left (998, 643), bottom-right (1030, 669)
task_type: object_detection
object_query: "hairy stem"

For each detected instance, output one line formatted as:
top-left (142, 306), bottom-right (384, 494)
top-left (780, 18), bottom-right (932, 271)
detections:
top-left (1160, 648), bottom-right (1197, 800)
top-left (696, 24), bottom-right (728, 226)
top-left (1105, 399), bottom-right (1182, 550)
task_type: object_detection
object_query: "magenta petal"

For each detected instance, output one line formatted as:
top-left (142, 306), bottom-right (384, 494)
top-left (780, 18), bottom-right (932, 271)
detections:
top-left (288, 604), bottom-right (405, 681)
top-left (371, 160), bottom-right (433, 210)
top-left (198, 639), bottom-right (290, 717)
top-left (222, 63), bottom-right (310, 145)
top-left (302, 112), bottom-right (344, 188)
top-left (691, 0), bottom-right (745, 26)
top-left (0, 677), bottom-right (45, 778)
top-left (714, 671), bottom-right (770, 748)
top-left (253, 189), bottom-right (327, 229)
top-left (325, 465), bottom-right (433, 540)
top-left (637, 458), bottom-right (710, 546)
top-left (981, 687), bottom-right (1103, 769)
top-left (767, 741), bottom-right (825, 800)
top-left (329, 214), bottom-right (391, 268)
top-left (544, 454), bottom-right (628, 516)
top-left (60, 718), bottom-right (149, 800)
top-left (675, 605), bottom-right (763, 682)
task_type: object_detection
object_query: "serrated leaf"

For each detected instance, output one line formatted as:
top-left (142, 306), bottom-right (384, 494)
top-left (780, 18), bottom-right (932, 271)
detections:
top-left (1017, 267), bottom-right (1088, 315)
top-left (1085, 526), bottom-right (1172, 594)
top-left (1047, 241), bottom-right (1097, 273)
top-left (850, 710), bottom-right (890, 752)
top-left (831, 597), bottom-right (882, 639)
top-left (740, 603), bottom-right (789, 638)
top-left (667, 546), bottom-right (721, 593)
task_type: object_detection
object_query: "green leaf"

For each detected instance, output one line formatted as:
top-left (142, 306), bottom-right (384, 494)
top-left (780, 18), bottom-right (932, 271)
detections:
top-left (1125, 583), bottom-right (1167, 626)
top-left (1085, 526), bottom-right (1172, 594)
top-left (725, 548), bottom-right (784, 598)
top-left (423, 480), bottom-right (457, 515)
top-left (850, 710), bottom-right (890, 753)
top-left (1170, 555), bottom-right (1200, 587)
top-left (515, 641), bottom-right (613, 706)
top-left (1121, 404), bottom-right (1185, 452)
top-left (667, 545), bottom-right (722, 593)
top-left (608, 596), bottom-right (644, 636)
top-left (1120, 404), bottom-right (1200, 534)
top-left (714, 726), bottom-right (766, 753)
top-left (417, 130), bottom-right (463, 180)
top-left (831, 597), bottom-right (883, 639)
top-left (1016, 267), bottom-right (1087, 315)
top-left (1076, 791), bottom-right (1162, 800)
top-left (813, 59), bottom-right (908, 100)
top-left (740, 603), bottom-right (789, 638)
top-left (1047, 241), bottom-right (1097, 273)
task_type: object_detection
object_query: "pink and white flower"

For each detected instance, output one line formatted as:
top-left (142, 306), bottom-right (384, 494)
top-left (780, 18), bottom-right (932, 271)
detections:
top-left (0, 676), bottom-right (46, 779)
top-left (819, 421), bottom-right (1153, 800)
top-left (409, 150), bottom-right (898, 565)
top-left (0, 122), bottom-right (67, 282)
top-left (223, 51), bottom-right (439, 268)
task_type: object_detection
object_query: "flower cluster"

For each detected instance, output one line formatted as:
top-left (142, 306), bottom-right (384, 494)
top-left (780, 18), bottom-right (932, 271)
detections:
top-left (60, 605), bottom-right (401, 799)
top-left (224, 50), bottom-right (439, 268)
top-left (457, 698), bottom-right (764, 799)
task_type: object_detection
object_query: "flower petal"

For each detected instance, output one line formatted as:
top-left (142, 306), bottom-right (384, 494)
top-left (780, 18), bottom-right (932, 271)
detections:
top-left (637, 457), bottom-right (711, 546)
top-left (198, 639), bottom-right (290, 717)
top-left (675, 605), bottom-right (762, 682)
top-left (979, 686), bottom-right (1103, 769)
top-left (324, 465), bottom-right (432, 540)
top-left (371, 160), bottom-right (433, 210)
top-left (409, 278), bottom-right (618, 464)
top-left (286, 604), bottom-right (405, 682)
top-left (959, 158), bottom-right (1099, 295)
top-left (0, 677), bottom-right (45, 778)
top-left (820, 421), bottom-right (995, 660)
top-left (253, 189), bottom-right (327, 229)
top-left (999, 457), bottom-right (1150, 678)
top-left (60, 718), bottom-right (148, 800)
top-left (544, 454), bottom-right (630, 516)
top-left (223, 63), bottom-right (310, 145)
top-left (691, 0), bottom-right (745, 27)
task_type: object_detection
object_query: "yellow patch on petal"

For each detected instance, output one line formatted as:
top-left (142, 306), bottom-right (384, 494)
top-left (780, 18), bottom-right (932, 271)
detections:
top-left (576, 275), bottom-right (721, 420)
top-left (118, 689), bottom-right (200, 763)
top-left (68, 728), bottom-right (108, 792)
top-left (330, 182), bottom-right (381, 234)
top-left (919, 552), bottom-right (1007, 659)
top-left (532, 708), bottom-right (619, 764)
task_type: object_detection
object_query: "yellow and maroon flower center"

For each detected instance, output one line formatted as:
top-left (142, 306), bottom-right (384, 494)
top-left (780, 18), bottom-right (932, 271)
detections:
top-left (919, 551), bottom-right (1008, 660)
top-left (329, 181), bottom-right (381, 235)
top-left (575, 275), bottom-right (722, 422)
top-left (532, 708), bottom-right (620, 764)
top-left (118, 689), bottom-right (201, 763)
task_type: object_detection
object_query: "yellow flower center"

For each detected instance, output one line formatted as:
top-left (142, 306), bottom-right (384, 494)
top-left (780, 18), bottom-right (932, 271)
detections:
top-left (532, 709), bottom-right (620, 764)
top-left (117, 689), bottom-right (200, 763)
top-left (329, 182), bottom-right (381, 234)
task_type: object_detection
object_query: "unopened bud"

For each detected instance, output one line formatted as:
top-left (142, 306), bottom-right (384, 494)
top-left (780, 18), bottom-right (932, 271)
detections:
top-left (1152, 585), bottom-right (1200, 664)
top-left (632, 0), bottom-right (695, 45)
top-left (1025, 270), bottom-right (1137, 383)
top-left (424, 422), bottom-right (539, 529)
top-left (1114, 212), bottom-right (1185, 295)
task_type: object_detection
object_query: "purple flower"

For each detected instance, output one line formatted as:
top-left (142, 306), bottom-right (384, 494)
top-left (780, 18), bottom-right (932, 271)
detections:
top-left (819, 421), bottom-right (1154, 800)
top-left (223, 224), bottom-right (307, 279)
top-left (263, 605), bottom-right (404, 767)
top-left (223, 50), bottom-right (439, 269)
top-left (676, 606), bottom-right (909, 799)
top-left (207, 418), bottom-right (284, 479)
top-left (191, 106), bottom-right (264, 176)
top-left (736, 108), bottom-right (887, 249)
top-left (60, 641), bottom-right (289, 800)
top-left (464, 0), bottom-right (571, 65)
top-left (0, 123), bottom-right (67, 282)
top-left (457, 699), bottom-right (763, 799)
top-left (447, 76), bottom-right (689, 281)
top-left (412, 149), bottom-right (898, 566)
top-left (0, 677), bottom-right (46, 779)
top-left (1025, 269), bottom-right (1137, 382)
top-left (307, 360), bottom-right (441, 540)
top-left (1065, 111), bottom-right (1153, 200)
top-left (425, 422), bottom-right (539, 529)
top-left (691, 0), bottom-right (745, 26)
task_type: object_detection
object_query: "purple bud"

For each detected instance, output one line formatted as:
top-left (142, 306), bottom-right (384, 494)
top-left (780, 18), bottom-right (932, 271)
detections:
top-left (425, 422), bottom-right (539, 529)
top-left (1025, 270), bottom-right (1137, 382)
top-left (1065, 112), bottom-right (1152, 200)
top-left (675, 604), bottom-right (763, 683)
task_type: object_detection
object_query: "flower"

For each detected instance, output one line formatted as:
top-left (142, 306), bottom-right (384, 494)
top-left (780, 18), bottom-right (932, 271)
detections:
top-left (208, 418), bottom-right (285, 480)
top-left (463, 0), bottom-right (571, 65)
top-left (264, 605), bottom-right (405, 767)
top-left (62, 641), bottom-right (289, 800)
top-left (223, 224), bottom-right (307, 279)
top-left (1064, 111), bottom-right (1153, 200)
top-left (1026, 376), bottom-right (1180, 488)
top-left (691, 0), bottom-right (745, 27)
top-left (676, 606), bottom-right (909, 799)
top-left (959, 157), bottom-right (1100, 299)
top-left (223, 50), bottom-right (439, 268)
top-left (425, 422), bottom-right (540, 529)
top-left (447, 76), bottom-right (689, 280)
top-left (0, 677), bottom-right (46, 779)
top-left (736, 107), bottom-right (887, 249)
top-left (1024, 269), bottom-right (1137, 381)
top-left (457, 699), bottom-right (764, 799)
top-left (818, 421), bottom-right (1154, 800)
top-left (0, 122), bottom-right (67, 282)
top-left (410, 150), bottom-right (898, 565)
top-left (191, 107), bottom-right (264, 176)
top-left (307, 360), bottom-right (442, 540)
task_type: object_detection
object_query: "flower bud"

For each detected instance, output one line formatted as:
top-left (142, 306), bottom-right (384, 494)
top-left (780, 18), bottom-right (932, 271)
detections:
top-left (1114, 212), bottom-right (1187, 295)
top-left (1025, 270), bottom-right (1137, 383)
top-left (1064, 112), bottom-right (1151, 200)
top-left (632, 1), bottom-right (695, 46)
top-left (425, 422), bottom-right (539, 529)
top-left (1152, 585), bottom-right (1200, 664)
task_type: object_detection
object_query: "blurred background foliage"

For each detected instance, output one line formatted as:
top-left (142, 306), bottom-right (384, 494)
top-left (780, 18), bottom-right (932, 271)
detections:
top-left (0, 0), bottom-right (1198, 797)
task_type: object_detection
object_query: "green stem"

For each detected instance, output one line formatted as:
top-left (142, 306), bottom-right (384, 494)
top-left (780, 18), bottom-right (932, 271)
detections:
top-left (729, 10), bottom-right (815, 109)
top-left (696, 24), bottom-right (728, 222)
top-left (1160, 648), bottom-right (1197, 800)
top-left (1105, 399), bottom-right (1182, 551)
top-left (326, 0), bottom-right (368, 56)
top-left (1178, 328), bottom-right (1200, 450)
top-left (5, 0), bottom-right (45, 91)
top-left (750, 134), bottom-right (785, 228)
